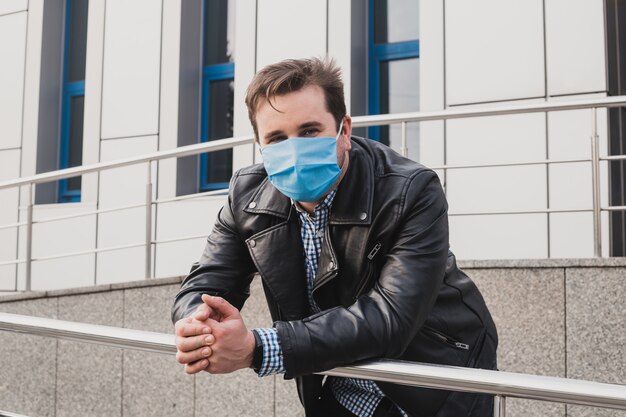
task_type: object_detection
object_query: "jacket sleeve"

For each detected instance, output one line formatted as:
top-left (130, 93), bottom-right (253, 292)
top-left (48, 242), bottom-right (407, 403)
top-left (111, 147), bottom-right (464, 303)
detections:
top-left (171, 176), bottom-right (257, 324)
top-left (275, 170), bottom-right (449, 378)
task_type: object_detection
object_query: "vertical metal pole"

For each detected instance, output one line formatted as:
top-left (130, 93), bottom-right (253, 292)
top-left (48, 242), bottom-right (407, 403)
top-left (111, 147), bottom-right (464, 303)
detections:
top-left (145, 161), bottom-right (153, 278)
top-left (401, 121), bottom-right (408, 157)
top-left (493, 395), bottom-right (506, 417)
top-left (590, 107), bottom-right (602, 257)
top-left (25, 184), bottom-right (33, 291)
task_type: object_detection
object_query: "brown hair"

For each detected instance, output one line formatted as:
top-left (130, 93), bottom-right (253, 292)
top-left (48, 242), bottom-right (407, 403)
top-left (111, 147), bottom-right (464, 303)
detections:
top-left (245, 57), bottom-right (346, 141)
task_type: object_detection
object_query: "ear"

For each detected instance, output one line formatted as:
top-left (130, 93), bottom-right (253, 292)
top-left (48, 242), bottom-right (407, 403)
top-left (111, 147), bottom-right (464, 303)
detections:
top-left (341, 115), bottom-right (352, 151)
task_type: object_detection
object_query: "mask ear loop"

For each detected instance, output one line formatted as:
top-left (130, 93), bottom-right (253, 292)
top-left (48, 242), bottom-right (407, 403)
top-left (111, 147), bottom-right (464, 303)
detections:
top-left (336, 118), bottom-right (345, 141)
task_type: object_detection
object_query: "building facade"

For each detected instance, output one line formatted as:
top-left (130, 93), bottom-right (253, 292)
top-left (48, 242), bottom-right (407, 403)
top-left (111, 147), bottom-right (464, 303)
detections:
top-left (0, 0), bottom-right (622, 291)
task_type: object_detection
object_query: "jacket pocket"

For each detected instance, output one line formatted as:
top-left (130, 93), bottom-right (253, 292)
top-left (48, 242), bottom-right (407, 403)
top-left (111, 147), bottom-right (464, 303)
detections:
top-left (421, 325), bottom-right (470, 351)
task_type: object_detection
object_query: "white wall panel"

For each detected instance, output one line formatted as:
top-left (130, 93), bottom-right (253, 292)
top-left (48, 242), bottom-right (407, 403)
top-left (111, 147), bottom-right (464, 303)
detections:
top-left (98, 135), bottom-right (158, 208)
top-left (420, 0), bottom-right (444, 111)
top-left (97, 207), bottom-right (146, 250)
top-left (549, 212), bottom-right (594, 258)
top-left (97, 247), bottom-right (145, 283)
top-left (0, 149), bottom-right (20, 290)
top-left (31, 255), bottom-right (96, 290)
top-left (31, 205), bottom-right (97, 259)
top-left (419, 121), bottom-right (445, 167)
top-left (256, 0), bottom-right (326, 68)
top-left (154, 196), bottom-right (225, 277)
top-left (0, 0), bottom-right (27, 16)
top-left (81, 0), bottom-right (107, 204)
top-left (156, 0), bottom-right (181, 200)
top-left (19, 0), bottom-right (44, 182)
top-left (156, 197), bottom-right (225, 241)
top-left (100, 0), bottom-right (162, 139)
top-left (547, 98), bottom-right (609, 213)
top-left (155, 239), bottom-right (206, 278)
top-left (0, 12), bottom-right (27, 149)
top-left (548, 104), bottom-right (609, 160)
top-left (450, 214), bottom-right (548, 259)
top-left (545, 0), bottom-right (606, 96)
top-left (18, 202), bottom-right (97, 290)
top-left (549, 163), bottom-right (592, 210)
top-left (328, 0), bottom-right (352, 113)
top-left (445, 0), bottom-right (545, 105)
top-left (97, 136), bottom-right (157, 283)
top-left (0, 149), bottom-right (20, 224)
top-left (447, 112), bottom-right (546, 165)
top-left (232, 0), bottom-right (258, 169)
top-left (446, 166), bottom-right (546, 213)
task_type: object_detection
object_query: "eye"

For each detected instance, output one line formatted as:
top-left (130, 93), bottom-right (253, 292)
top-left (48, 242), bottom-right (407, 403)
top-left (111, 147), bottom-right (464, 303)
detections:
top-left (267, 135), bottom-right (287, 144)
top-left (301, 128), bottom-right (319, 137)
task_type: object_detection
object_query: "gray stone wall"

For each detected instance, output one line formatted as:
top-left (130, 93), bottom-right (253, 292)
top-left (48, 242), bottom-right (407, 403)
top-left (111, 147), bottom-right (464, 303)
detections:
top-left (1, 259), bottom-right (626, 417)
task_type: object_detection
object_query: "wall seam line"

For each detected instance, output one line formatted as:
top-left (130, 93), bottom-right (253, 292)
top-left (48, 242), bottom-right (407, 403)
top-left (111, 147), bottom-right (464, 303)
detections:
top-left (100, 132), bottom-right (160, 142)
top-left (120, 288), bottom-right (126, 417)
top-left (0, 9), bottom-right (28, 18)
top-left (542, 0), bottom-right (551, 259)
top-left (563, 266), bottom-right (568, 417)
top-left (54, 296), bottom-right (59, 417)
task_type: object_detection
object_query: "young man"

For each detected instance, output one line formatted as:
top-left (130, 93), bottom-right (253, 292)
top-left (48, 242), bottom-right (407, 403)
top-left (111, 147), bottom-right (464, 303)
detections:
top-left (172, 57), bottom-right (498, 417)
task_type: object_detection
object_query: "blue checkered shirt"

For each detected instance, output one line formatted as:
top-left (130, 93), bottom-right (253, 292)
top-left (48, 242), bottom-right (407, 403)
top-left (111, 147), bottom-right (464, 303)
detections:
top-left (253, 189), bottom-right (406, 417)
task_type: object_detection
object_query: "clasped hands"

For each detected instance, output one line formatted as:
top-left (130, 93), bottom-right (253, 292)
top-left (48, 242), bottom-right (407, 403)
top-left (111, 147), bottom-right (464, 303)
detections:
top-left (174, 294), bottom-right (255, 374)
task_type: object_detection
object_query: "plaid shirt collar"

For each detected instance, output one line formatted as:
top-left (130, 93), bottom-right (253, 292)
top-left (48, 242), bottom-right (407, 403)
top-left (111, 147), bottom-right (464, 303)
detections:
top-left (291, 188), bottom-right (338, 218)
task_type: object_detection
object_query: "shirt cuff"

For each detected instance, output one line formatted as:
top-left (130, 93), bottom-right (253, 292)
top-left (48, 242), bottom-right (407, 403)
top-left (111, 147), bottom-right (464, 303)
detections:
top-left (253, 327), bottom-right (286, 377)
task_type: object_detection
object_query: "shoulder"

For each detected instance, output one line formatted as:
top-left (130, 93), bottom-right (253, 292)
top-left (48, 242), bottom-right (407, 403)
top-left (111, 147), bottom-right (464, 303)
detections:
top-left (351, 135), bottom-right (439, 183)
top-left (230, 163), bottom-right (266, 189)
top-left (227, 163), bottom-right (267, 207)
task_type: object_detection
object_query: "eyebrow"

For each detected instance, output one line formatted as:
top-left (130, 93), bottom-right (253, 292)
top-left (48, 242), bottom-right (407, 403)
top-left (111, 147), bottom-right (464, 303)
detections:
top-left (263, 121), bottom-right (325, 141)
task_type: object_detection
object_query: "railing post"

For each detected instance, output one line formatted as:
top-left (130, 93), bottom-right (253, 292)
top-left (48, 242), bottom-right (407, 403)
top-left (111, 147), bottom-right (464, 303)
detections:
top-left (25, 184), bottom-right (33, 291)
top-left (401, 121), bottom-right (408, 157)
top-left (590, 107), bottom-right (602, 257)
top-left (494, 395), bottom-right (506, 417)
top-left (145, 161), bottom-right (153, 278)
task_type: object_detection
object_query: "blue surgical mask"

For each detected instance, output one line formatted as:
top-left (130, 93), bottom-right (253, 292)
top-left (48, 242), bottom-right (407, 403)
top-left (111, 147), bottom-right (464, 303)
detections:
top-left (261, 121), bottom-right (344, 202)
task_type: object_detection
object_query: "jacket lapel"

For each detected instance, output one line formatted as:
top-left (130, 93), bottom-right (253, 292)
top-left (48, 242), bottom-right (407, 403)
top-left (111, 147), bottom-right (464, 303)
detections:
top-left (245, 208), bottom-right (309, 320)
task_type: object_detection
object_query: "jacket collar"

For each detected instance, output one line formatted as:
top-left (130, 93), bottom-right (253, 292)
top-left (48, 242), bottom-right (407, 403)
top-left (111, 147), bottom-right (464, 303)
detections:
top-left (243, 138), bottom-right (374, 225)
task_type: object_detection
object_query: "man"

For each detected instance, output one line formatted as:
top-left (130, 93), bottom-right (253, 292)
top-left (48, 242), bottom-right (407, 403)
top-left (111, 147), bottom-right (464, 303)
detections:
top-left (172, 57), bottom-right (498, 417)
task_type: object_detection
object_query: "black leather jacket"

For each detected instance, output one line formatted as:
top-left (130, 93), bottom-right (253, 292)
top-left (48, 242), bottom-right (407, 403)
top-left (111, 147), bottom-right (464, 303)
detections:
top-left (172, 136), bottom-right (498, 417)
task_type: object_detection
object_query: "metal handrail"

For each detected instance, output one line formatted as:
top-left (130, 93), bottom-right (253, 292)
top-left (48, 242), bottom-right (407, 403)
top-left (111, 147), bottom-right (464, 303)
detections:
top-left (0, 96), bottom-right (625, 289)
top-left (1, 312), bottom-right (625, 415)
top-left (0, 411), bottom-right (31, 417)
top-left (1, 96), bottom-right (625, 191)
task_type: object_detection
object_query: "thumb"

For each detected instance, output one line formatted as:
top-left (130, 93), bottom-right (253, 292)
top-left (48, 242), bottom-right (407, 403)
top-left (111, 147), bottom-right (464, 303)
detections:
top-left (201, 294), bottom-right (240, 320)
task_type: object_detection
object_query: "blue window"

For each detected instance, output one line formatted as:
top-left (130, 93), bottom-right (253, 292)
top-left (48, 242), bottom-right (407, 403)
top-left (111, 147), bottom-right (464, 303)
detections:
top-left (368, 0), bottom-right (420, 150)
top-left (200, 0), bottom-right (234, 192)
top-left (59, 0), bottom-right (88, 203)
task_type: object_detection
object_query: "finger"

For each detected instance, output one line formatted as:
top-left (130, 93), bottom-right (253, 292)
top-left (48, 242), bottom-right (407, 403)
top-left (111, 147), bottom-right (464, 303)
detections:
top-left (176, 321), bottom-right (212, 337)
top-left (201, 294), bottom-right (240, 320)
top-left (184, 358), bottom-right (209, 374)
top-left (194, 305), bottom-right (215, 321)
top-left (175, 333), bottom-right (214, 353)
top-left (177, 345), bottom-right (213, 365)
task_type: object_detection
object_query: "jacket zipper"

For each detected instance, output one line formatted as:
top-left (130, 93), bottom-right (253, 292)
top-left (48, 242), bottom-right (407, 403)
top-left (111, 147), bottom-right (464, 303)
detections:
top-left (367, 243), bottom-right (382, 260)
top-left (422, 326), bottom-right (470, 350)
top-left (354, 243), bottom-right (382, 299)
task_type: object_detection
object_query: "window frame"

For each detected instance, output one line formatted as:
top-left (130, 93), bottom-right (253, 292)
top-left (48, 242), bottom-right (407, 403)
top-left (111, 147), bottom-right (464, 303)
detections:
top-left (58, 0), bottom-right (86, 203)
top-left (198, 0), bottom-right (234, 193)
top-left (199, 62), bottom-right (235, 191)
top-left (367, 0), bottom-right (420, 141)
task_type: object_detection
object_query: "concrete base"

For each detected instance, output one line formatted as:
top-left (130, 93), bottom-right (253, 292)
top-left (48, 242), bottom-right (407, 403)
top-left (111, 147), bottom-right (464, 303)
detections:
top-left (1, 260), bottom-right (626, 416)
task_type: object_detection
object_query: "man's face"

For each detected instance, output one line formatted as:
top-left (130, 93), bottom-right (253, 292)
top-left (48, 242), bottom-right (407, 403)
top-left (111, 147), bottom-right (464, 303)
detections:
top-left (256, 84), bottom-right (352, 169)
